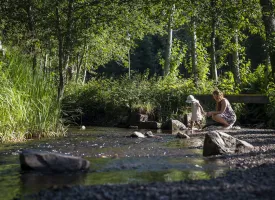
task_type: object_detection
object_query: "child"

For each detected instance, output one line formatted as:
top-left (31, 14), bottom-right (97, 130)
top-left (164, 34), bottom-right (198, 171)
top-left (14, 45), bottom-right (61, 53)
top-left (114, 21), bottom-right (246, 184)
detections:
top-left (186, 95), bottom-right (205, 132)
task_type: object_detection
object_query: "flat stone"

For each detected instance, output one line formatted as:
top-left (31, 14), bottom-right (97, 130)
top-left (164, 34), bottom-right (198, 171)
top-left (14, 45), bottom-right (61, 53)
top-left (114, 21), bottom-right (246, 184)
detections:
top-left (20, 149), bottom-right (90, 173)
top-left (130, 131), bottom-right (146, 138)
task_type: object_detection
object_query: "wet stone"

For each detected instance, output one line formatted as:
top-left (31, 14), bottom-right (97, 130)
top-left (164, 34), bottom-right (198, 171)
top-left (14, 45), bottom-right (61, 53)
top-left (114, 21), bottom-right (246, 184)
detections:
top-left (20, 149), bottom-right (90, 173)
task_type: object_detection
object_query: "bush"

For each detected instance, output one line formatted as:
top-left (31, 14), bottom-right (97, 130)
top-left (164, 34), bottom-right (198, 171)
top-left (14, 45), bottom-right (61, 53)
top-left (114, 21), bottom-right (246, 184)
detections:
top-left (63, 73), bottom-right (216, 125)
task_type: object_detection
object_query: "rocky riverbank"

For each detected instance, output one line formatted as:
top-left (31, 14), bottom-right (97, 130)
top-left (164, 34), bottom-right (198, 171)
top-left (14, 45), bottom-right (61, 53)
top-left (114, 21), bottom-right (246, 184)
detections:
top-left (20, 128), bottom-right (275, 200)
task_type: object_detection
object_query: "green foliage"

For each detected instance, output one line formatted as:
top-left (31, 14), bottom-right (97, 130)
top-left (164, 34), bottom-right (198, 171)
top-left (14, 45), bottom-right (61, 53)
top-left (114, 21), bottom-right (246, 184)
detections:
top-left (1, 0), bottom-right (275, 129)
top-left (196, 42), bottom-right (210, 81)
top-left (63, 73), bottom-right (217, 125)
top-left (241, 64), bottom-right (270, 93)
top-left (169, 39), bottom-right (187, 75)
top-left (216, 72), bottom-right (239, 94)
top-left (0, 49), bottom-right (65, 143)
top-left (266, 82), bottom-right (275, 127)
top-left (132, 102), bottom-right (154, 115)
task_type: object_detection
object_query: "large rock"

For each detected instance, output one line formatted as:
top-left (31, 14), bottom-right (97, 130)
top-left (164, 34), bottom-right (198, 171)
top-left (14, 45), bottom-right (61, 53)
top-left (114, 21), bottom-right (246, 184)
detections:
top-left (235, 139), bottom-right (254, 153)
top-left (129, 113), bottom-right (148, 126)
top-left (116, 116), bottom-right (130, 128)
top-left (203, 131), bottom-right (254, 156)
top-left (138, 121), bottom-right (162, 129)
top-left (20, 149), bottom-right (90, 172)
top-left (161, 119), bottom-right (187, 131)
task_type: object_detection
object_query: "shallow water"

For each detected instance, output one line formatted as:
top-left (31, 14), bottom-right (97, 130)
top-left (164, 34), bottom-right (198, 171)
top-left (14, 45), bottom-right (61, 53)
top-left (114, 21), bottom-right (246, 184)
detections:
top-left (0, 127), bottom-right (228, 200)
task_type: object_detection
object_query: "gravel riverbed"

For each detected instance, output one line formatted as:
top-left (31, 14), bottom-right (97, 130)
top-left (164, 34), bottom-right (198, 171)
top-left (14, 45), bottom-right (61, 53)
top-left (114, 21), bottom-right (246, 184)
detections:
top-left (20, 128), bottom-right (275, 200)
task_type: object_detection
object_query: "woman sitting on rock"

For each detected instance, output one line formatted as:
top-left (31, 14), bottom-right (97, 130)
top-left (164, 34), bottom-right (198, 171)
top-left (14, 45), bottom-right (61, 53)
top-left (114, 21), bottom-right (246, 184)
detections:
top-left (206, 89), bottom-right (236, 129)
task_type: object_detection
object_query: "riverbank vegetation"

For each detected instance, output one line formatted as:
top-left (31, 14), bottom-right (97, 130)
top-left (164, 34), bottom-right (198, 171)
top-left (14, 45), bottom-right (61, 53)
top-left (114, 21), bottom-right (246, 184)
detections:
top-left (1, 0), bottom-right (275, 142)
top-left (63, 69), bottom-right (271, 127)
top-left (0, 50), bottom-right (65, 143)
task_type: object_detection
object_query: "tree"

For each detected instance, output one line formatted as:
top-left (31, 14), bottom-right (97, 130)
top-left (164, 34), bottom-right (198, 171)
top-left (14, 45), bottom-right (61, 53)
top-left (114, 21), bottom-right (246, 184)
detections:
top-left (163, 4), bottom-right (175, 76)
top-left (260, 0), bottom-right (275, 81)
top-left (198, 0), bottom-right (263, 87)
top-left (210, 0), bottom-right (219, 82)
top-left (1, 0), bottom-right (165, 99)
top-left (190, 16), bottom-right (198, 86)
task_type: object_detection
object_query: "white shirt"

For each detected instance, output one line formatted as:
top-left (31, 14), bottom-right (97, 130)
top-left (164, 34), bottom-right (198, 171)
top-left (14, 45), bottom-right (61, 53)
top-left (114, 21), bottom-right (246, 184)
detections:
top-left (191, 101), bottom-right (203, 121)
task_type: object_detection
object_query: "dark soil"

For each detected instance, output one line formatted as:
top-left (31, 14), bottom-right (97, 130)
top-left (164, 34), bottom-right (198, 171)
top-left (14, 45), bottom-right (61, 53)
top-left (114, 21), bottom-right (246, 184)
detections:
top-left (20, 128), bottom-right (275, 200)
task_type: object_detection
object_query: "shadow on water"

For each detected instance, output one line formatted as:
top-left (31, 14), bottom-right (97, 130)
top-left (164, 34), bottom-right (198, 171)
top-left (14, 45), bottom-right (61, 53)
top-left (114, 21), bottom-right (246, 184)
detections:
top-left (0, 126), bottom-right (229, 200)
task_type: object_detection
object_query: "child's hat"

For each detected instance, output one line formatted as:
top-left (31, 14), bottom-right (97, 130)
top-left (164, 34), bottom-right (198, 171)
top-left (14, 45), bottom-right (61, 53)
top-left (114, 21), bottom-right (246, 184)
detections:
top-left (186, 95), bottom-right (198, 103)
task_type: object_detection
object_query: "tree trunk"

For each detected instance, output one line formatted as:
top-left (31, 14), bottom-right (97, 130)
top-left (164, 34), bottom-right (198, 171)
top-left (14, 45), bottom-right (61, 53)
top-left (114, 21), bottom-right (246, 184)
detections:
top-left (64, 0), bottom-right (73, 84)
top-left (191, 17), bottom-right (198, 87)
top-left (260, 0), bottom-right (275, 81)
top-left (265, 54), bottom-right (270, 87)
top-left (65, 56), bottom-right (71, 82)
top-left (210, 0), bottom-right (218, 82)
top-left (76, 37), bottom-right (88, 83)
top-left (55, 0), bottom-right (74, 100)
top-left (82, 58), bottom-right (87, 85)
top-left (75, 53), bottom-right (81, 83)
top-left (128, 48), bottom-right (131, 79)
top-left (163, 4), bottom-right (175, 76)
top-left (55, 3), bottom-right (64, 101)
top-left (64, 0), bottom-right (73, 63)
top-left (232, 29), bottom-right (241, 85)
top-left (43, 53), bottom-right (48, 76)
top-left (26, 0), bottom-right (37, 75)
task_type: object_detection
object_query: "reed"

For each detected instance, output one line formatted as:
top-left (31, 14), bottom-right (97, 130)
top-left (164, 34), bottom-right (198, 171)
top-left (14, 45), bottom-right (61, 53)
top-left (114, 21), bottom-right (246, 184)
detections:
top-left (0, 51), bottom-right (65, 143)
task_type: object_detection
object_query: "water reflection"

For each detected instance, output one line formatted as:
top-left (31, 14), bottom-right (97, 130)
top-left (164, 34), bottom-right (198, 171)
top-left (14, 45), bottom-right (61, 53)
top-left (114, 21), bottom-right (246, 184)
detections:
top-left (20, 172), bottom-right (87, 194)
top-left (163, 170), bottom-right (211, 182)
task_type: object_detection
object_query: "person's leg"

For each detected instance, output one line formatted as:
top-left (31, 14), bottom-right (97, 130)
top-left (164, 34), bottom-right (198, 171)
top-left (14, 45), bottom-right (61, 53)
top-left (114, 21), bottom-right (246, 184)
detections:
top-left (195, 121), bottom-right (202, 129)
top-left (190, 121), bottom-right (194, 129)
top-left (190, 121), bottom-right (194, 133)
top-left (212, 114), bottom-right (230, 127)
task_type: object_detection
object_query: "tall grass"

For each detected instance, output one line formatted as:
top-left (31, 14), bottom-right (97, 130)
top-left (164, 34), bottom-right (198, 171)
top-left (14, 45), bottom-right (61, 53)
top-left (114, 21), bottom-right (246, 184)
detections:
top-left (0, 51), bottom-right (65, 143)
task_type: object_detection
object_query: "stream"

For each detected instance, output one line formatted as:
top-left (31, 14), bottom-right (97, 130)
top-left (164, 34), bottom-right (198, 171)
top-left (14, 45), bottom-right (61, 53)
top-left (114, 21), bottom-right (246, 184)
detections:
top-left (0, 126), bottom-right (229, 200)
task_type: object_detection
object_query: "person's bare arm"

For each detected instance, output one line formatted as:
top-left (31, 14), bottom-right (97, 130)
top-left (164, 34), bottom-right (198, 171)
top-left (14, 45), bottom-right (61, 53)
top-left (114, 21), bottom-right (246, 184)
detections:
top-left (219, 99), bottom-right (227, 113)
top-left (197, 102), bottom-right (205, 114)
top-left (215, 102), bottom-right (219, 111)
top-left (207, 99), bottom-right (227, 116)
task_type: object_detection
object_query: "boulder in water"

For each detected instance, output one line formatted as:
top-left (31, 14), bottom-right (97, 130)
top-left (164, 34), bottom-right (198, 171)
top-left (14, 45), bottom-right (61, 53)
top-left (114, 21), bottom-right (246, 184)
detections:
top-left (20, 149), bottom-right (90, 173)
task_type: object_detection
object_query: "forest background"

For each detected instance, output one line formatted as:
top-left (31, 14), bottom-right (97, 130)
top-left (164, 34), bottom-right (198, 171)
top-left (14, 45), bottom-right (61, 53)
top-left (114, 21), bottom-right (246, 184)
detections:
top-left (0, 0), bottom-right (275, 143)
